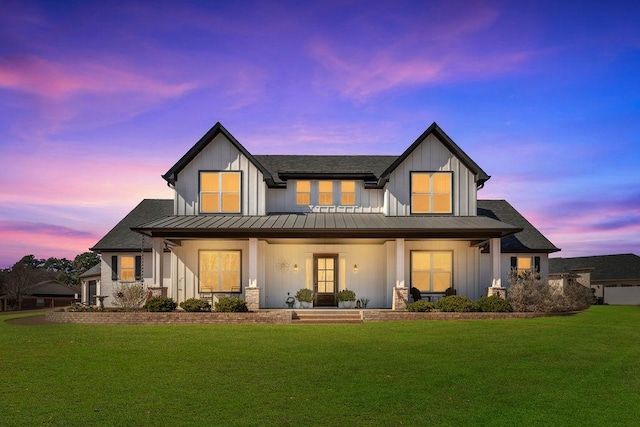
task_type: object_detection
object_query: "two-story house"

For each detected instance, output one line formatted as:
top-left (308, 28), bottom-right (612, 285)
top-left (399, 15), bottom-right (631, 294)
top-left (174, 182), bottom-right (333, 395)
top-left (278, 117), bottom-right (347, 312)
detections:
top-left (89, 122), bottom-right (559, 309)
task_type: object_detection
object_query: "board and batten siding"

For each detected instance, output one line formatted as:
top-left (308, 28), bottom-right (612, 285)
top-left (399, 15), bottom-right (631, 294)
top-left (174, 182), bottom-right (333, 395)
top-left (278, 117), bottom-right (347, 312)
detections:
top-left (173, 133), bottom-right (266, 215)
top-left (265, 181), bottom-right (385, 213)
top-left (385, 133), bottom-right (478, 216)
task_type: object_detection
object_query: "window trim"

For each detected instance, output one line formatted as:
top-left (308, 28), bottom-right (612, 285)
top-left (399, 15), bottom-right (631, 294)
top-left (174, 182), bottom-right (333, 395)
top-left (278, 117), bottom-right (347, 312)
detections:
top-left (410, 250), bottom-right (454, 293)
top-left (410, 171), bottom-right (453, 215)
top-left (340, 181), bottom-right (356, 206)
top-left (198, 250), bottom-right (242, 294)
top-left (199, 170), bottom-right (242, 214)
top-left (296, 180), bottom-right (311, 206)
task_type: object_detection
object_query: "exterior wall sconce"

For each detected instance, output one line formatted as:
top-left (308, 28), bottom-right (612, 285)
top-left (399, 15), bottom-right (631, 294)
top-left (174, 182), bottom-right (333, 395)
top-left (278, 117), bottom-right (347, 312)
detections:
top-left (293, 264), bottom-right (298, 272)
top-left (353, 264), bottom-right (358, 273)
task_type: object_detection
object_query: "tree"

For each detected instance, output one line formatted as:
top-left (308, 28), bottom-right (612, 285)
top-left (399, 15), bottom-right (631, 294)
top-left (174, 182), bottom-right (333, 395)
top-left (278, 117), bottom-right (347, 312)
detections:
top-left (72, 252), bottom-right (100, 273)
top-left (2, 261), bottom-right (53, 310)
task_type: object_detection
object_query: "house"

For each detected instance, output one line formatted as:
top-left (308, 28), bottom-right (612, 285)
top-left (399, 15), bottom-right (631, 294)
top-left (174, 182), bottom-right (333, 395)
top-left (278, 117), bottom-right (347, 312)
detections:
top-left (79, 264), bottom-right (101, 305)
top-left (550, 254), bottom-right (640, 305)
top-left (88, 122), bottom-right (559, 309)
top-left (1, 279), bottom-right (79, 311)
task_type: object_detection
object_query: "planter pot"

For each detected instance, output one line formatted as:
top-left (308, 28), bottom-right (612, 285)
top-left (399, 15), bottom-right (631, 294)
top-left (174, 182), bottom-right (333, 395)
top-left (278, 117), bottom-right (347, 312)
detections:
top-left (338, 301), bottom-right (356, 309)
top-left (299, 301), bottom-right (313, 309)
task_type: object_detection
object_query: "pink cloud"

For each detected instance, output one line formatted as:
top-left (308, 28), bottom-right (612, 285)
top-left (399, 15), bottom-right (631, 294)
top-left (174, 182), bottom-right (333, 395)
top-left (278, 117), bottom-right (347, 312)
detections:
top-left (0, 54), bottom-right (196, 99)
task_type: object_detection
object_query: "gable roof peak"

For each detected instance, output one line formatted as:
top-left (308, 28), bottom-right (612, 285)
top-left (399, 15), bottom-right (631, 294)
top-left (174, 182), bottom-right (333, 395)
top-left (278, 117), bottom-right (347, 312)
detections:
top-left (380, 122), bottom-right (490, 187)
top-left (161, 122), bottom-right (274, 186)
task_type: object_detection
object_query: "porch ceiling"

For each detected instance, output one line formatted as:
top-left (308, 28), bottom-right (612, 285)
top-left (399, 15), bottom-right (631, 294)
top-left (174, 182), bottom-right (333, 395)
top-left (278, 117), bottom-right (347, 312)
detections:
top-left (132, 213), bottom-right (522, 240)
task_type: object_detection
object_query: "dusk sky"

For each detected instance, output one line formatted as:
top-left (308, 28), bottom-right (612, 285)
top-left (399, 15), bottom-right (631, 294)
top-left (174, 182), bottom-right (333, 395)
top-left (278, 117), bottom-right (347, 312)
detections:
top-left (1, 0), bottom-right (639, 268)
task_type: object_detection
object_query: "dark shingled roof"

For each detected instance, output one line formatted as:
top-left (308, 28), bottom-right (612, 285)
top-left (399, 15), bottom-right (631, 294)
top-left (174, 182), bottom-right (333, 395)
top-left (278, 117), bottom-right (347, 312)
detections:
top-left (90, 199), bottom-right (174, 252)
top-left (78, 263), bottom-right (101, 278)
top-left (549, 254), bottom-right (640, 282)
top-left (477, 200), bottom-right (560, 253)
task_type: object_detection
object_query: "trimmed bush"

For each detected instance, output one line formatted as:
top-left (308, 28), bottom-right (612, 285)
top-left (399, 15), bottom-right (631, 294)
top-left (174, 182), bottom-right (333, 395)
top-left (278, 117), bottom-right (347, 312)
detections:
top-left (406, 300), bottom-right (435, 312)
top-left (214, 296), bottom-right (248, 312)
top-left (475, 295), bottom-right (513, 312)
top-left (180, 298), bottom-right (212, 312)
top-left (337, 289), bottom-right (356, 302)
top-left (435, 295), bottom-right (477, 312)
top-left (144, 296), bottom-right (177, 312)
top-left (295, 288), bottom-right (314, 303)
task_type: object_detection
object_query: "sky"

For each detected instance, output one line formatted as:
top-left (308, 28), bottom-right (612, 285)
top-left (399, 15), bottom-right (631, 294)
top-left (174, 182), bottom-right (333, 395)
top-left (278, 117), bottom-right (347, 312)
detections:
top-left (0, 0), bottom-right (639, 268)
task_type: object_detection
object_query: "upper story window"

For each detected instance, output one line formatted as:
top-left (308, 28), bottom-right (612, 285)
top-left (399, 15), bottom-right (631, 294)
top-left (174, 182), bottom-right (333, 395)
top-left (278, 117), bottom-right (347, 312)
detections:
top-left (318, 181), bottom-right (333, 205)
top-left (200, 171), bottom-right (241, 214)
top-left (341, 181), bottom-right (355, 205)
top-left (296, 181), bottom-right (311, 205)
top-left (411, 172), bottom-right (452, 214)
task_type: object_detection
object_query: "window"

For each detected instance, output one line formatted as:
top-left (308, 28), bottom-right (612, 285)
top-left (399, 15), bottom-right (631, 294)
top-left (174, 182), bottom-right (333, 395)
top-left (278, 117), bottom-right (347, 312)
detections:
top-left (411, 251), bottom-right (452, 292)
top-left (341, 181), bottom-right (355, 205)
top-left (511, 256), bottom-right (540, 277)
top-left (318, 181), bottom-right (333, 205)
top-left (200, 171), bottom-right (241, 213)
top-left (199, 250), bottom-right (241, 293)
top-left (111, 255), bottom-right (141, 281)
top-left (411, 172), bottom-right (452, 214)
top-left (296, 181), bottom-right (310, 205)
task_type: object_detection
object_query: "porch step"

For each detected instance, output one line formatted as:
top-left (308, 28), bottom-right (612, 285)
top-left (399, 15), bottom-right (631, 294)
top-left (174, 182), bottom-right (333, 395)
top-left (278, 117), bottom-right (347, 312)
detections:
top-left (292, 310), bottom-right (363, 324)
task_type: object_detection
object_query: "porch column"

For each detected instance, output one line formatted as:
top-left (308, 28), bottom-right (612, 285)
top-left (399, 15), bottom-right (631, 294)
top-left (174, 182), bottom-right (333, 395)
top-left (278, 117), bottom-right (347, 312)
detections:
top-left (246, 237), bottom-right (260, 311)
top-left (393, 238), bottom-right (408, 310)
top-left (488, 237), bottom-right (507, 298)
top-left (151, 237), bottom-right (164, 288)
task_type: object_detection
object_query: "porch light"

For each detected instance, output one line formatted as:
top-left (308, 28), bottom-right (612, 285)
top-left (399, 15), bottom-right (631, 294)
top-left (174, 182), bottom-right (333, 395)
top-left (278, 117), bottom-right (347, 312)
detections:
top-left (353, 264), bottom-right (358, 273)
top-left (293, 264), bottom-right (298, 272)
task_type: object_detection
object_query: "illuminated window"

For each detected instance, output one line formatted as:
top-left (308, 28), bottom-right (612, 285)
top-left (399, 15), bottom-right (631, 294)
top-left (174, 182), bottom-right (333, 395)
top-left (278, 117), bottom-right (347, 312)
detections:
top-left (120, 256), bottom-right (135, 281)
top-left (411, 251), bottom-right (452, 292)
top-left (199, 251), bottom-right (241, 293)
top-left (200, 171), bottom-right (241, 213)
top-left (318, 181), bottom-right (333, 205)
top-left (341, 181), bottom-right (355, 205)
top-left (411, 172), bottom-right (452, 214)
top-left (517, 257), bottom-right (532, 274)
top-left (296, 181), bottom-right (310, 205)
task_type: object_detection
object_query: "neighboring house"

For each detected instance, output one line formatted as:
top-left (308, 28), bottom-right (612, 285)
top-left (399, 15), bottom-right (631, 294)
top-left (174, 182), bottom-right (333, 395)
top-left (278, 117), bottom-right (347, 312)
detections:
top-left (550, 254), bottom-right (640, 305)
top-left (1, 280), bottom-right (79, 311)
top-left (88, 122), bottom-right (559, 309)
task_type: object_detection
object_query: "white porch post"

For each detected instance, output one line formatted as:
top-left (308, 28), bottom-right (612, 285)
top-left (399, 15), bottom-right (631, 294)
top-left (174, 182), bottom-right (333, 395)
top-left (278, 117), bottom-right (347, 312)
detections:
top-left (488, 237), bottom-right (507, 298)
top-left (151, 237), bottom-right (164, 288)
top-left (393, 238), bottom-right (408, 310)
top-left (246, 238), bottom-right (260, 311)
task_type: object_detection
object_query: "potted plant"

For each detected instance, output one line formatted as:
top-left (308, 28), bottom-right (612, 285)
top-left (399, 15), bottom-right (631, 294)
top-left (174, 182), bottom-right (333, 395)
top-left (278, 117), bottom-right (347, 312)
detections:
top-left (336, 289), bottom-right (356, 308)
top-left (359, 297), bottom-right (370, 309)
top-left (285, 292), bottom-right (295, 308)
top-left (295, 288), bottom-right (314, 308)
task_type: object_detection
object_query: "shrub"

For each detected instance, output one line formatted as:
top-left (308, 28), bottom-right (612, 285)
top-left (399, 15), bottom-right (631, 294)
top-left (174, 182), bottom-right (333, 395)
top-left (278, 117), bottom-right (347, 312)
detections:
top-left (295, 288), bottom-right (314, 303)
top-left (214, 296), bottom-right (248, 312)
top-left (144, 296), bottom-right (177, 312)
top-left (508, 269), bottom-right (593, 312)
top-left (180, 298), bottom-right (211, 312)
top-left (336, 289), bottom-right (356, 302)
top-left (65, 303), bottom-right (98, 312)
top-left (406, 300), bottom-right (435, 312)
top-left (112, 282), bottom-right (148, 311)
top-left (475, 295), bottom-right (513, 312)
top-left (435, 295), bottom-right (477, 312)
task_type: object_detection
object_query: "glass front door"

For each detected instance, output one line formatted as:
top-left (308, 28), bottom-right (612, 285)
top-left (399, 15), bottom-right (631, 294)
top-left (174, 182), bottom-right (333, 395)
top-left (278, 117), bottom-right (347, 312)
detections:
top-left (314, 254), bottom-right (338, 306)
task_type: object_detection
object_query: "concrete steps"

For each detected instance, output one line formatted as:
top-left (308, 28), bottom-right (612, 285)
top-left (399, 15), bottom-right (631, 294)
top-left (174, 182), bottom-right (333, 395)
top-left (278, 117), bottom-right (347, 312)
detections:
top-left (292, 310), bottom-right (363, 324)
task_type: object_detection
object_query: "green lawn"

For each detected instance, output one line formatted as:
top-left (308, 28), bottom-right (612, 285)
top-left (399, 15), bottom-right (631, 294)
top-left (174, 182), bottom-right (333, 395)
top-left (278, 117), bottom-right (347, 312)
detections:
top-left (1, 306), bottom-right (639, 426)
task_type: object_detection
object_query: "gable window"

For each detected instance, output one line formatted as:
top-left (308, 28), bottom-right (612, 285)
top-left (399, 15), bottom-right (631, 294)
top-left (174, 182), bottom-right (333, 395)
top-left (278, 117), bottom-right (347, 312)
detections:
top-left (199, 250), bottom-right (241, 293)
top-left (411, 172), bottom-right (452, 214)
top-left (111, 255), bottom-right (141, 282)
top-left (318, 181), bottom-right (333, 205)
top-left (341, 181), bottom-right (355, 205)
top-left (296, 181), bottom-right (311, 205)
top-left (411, 251), bottom-right (452, 292)
top-left (200, 171), bottom-right (241, 213)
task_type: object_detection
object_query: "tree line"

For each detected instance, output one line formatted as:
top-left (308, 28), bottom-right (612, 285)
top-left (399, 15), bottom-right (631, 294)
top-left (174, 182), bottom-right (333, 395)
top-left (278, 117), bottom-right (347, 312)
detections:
top-left (0, 252), bottom-right (100, 309)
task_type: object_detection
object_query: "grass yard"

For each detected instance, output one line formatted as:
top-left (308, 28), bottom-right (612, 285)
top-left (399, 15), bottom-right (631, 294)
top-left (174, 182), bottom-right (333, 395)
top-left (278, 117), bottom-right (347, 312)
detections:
top-left (1, 306), bottom-right (639, 426)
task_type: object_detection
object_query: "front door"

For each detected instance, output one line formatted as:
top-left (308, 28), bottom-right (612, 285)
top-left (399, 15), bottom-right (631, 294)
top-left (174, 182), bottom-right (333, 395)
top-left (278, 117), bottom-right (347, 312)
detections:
top-left (314, 254), bottom-right (338, 306)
